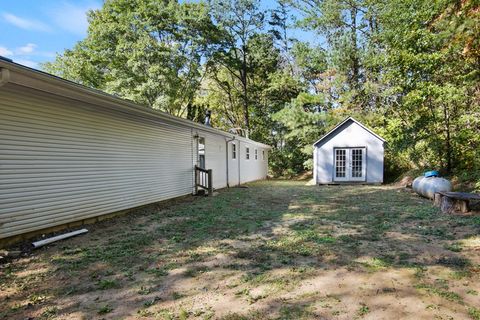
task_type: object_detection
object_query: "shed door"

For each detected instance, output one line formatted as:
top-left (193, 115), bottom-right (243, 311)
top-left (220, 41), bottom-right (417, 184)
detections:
top-left (334, 149), bottom-right (349, 181)
top-left (334, 148), bottom-right (366, 182)
top-left (349, 148), bottom-right (366, 181)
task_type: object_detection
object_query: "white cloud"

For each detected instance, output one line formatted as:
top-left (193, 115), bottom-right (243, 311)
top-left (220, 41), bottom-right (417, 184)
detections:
top-left (0, 46), bottom-right (13, 57)
top-left (17, 43), bottom-right (37, 55)
top-left (48, 1), bottom-right (101, 36)
top-left (0, 44), bottom-right (48, 69)
top-left (14, 59), bottom-right (39, 69)
top-left (2, 12), bottom-right (52, 32)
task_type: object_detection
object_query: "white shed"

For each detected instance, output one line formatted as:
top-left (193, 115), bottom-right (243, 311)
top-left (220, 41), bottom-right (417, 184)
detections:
top-left (313, 117), bottom-right (385, 184)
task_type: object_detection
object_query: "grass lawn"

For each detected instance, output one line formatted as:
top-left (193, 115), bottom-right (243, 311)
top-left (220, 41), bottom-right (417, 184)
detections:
top-left (1, 180), bottom-right (480, 319)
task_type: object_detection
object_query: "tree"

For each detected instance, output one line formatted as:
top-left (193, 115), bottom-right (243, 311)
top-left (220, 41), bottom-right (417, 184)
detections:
top-left (268, 0), bottom-right (294, 71)
top-left (199, 34), bottom-right (301, 135)
top-left (43, 0), bottom-right (220, 116)
top-left (377, 0), bottom-right (480, 174)
top-left (208, 0), bottom-right (265, 133)
top-left (287, 0), bottom-right (383, 111)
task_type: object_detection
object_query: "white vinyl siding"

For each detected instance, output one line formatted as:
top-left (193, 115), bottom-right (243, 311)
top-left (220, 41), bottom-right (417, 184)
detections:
top-left (227, 141), bottom-right (240, 187)
top-left (0, 75), bottom-right (270, 240)
top-left (0, 85), bottom-right (193, 239)
top-left (240, 143), bottom-right (268, 184)
top-left (201, 131), bottom-right (227, 189)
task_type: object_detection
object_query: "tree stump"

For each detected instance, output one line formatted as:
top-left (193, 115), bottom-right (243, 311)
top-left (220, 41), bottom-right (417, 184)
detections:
top-left (433, 193), bottom-right (443, 207)
top-left (440, 196), bottom-right (469, 214)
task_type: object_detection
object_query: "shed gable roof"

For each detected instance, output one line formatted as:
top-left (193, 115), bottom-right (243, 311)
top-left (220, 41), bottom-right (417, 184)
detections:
top-left (313, 117), bottom-right (386, 147)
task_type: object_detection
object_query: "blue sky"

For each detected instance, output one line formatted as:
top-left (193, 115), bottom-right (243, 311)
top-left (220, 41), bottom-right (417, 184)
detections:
top-left (0, 0), bottom-right (102, 69)
top-left (0, 0), bottom-right (316, 70)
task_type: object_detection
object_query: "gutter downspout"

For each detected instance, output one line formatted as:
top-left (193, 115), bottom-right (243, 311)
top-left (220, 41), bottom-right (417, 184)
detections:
top-left (225, 136), bottom-right (236, 188)
top-left (0, 68), bottom-right (10, 87)
top-left (238, 141), bottom-right (241, 185)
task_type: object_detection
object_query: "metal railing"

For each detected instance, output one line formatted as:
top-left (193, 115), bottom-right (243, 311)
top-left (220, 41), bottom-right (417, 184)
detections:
top-left (195, 166), bottom-right (213, 196)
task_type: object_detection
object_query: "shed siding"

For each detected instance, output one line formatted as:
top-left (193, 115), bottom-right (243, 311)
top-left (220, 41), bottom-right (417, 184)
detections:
top-left (0, 85), bottom-right (193, 239)
top-left (314, 121), bottom-right (384, 184)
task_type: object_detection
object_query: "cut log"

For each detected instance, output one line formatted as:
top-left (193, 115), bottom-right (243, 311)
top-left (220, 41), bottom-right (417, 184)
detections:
top-left (433, 193), bottom-right (443, 207)
top-left (440, 196), bottom-right (469, 214)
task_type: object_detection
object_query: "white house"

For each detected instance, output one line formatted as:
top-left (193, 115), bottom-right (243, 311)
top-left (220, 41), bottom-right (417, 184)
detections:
top-left (0, 58), bottom-right (269, 242)
top-left (313, 117), bottom-right (385, 184)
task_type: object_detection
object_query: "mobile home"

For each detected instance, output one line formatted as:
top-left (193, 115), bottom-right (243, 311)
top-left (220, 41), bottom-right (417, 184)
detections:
top-left (0, 59), bottom-right (269, 242)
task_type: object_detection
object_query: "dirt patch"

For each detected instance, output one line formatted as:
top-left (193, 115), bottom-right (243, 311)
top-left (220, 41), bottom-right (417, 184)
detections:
top-left (1, 181), bottom-right (479, 319)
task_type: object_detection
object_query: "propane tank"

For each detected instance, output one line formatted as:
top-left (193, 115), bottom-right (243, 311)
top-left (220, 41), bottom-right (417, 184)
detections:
top-left (412, 176), bottom-right (452, 199)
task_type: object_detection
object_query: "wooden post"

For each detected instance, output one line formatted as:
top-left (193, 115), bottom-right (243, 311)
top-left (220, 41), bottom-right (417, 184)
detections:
top-left (458, 200), bottom-right (469, 213)
top-left (195, 166), bottom-right (199, 195)
top-left (433, 193), bottom-right (443, 207)
top-left (207, 169), bottom-right (213, 196)
top-left (440, 196), bottom-right (455, 214)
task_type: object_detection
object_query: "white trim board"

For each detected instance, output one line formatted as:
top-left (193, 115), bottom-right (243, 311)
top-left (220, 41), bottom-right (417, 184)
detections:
top-left (313, 117), bottom-right (386, 147)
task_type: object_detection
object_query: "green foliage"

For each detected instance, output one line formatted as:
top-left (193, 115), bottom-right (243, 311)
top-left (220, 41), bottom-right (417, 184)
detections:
top-left (377, 0), bottom-right (480, 176)
top-left (43, 0), bottom-right (220, 116)
top-left (272, 92), bottom-right (332, 174)
top-left (42, 0), bottom-right (480, 180)
top-left (97, 304), bottom-right (113, 315)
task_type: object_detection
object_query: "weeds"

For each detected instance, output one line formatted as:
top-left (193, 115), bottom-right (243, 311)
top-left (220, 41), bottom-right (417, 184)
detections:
top-left (357, 304), bottom-right (370, 316)
top-left (2, 181), bottom-right (477, 320)
top-left (97, 304), bottom-right (113, 315)
top-left (97, 279), bottom-right (119, 290)
top-left (469, 307), bottom-right (480, 320)
top-left (414, 284), bottom-right (463, 303)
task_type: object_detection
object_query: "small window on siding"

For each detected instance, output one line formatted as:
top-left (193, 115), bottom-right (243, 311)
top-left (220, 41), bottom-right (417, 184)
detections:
top-left (262, 150), bottom-right (265, 160)
top-left (232, 143), bottom-right (237, 159)
top-left (246, 147), bottom-right (250, 160)
top-left (255, 149), bottom-right (258, 160)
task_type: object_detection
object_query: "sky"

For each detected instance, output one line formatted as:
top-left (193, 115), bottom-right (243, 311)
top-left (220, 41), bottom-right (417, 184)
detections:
top-left (0, 0), bottom-right (102, 69)
top-left (0, 0), bottom-right (317, 70)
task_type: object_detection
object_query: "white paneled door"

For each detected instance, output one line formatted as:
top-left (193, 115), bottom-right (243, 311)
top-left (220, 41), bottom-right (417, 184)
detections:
top-left (334, 148), bottom-right (366, 182)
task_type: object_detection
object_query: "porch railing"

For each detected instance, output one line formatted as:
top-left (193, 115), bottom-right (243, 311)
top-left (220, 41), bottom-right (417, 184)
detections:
top-left (195, 166), bottom-right (213, 196)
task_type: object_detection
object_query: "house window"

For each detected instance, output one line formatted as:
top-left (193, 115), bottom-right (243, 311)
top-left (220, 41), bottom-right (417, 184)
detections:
top-left (232, 143), bottom-right (237, 159)
top-left (262, 150), bottom-right (265, 160)
top-left (255, 149), bottom-right (258, 160)
top-left (246, 147), bottom-right (250, 160)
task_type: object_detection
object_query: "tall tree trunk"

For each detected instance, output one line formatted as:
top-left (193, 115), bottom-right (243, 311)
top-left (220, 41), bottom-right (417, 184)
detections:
top-left (444, 104), bottom-right (452, 173)
top-left (350, 7), bottom-right (360, 100)
top-left (241, 45), bottom-right (250, 133)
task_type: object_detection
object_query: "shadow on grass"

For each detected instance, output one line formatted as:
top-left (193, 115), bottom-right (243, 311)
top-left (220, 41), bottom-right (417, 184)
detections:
top-left (1, 181), bottom-right (479, 319)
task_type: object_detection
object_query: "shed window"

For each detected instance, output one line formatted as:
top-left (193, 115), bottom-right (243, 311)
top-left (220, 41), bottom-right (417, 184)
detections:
top-left (262, 150), bottom-right (265, 160)
top-left (246, 147), bottom-right (250, 160)
top-left (232, 143), bottom-right (237, 159)
top-left (255, 149), bottom-right (258, 160)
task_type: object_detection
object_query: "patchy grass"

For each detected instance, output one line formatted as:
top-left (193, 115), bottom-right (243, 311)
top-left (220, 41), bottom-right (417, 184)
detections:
top-left (414, 283), bottom-right (463, 303)
top-left (97, 304), bottom-right (113, 315)
top-left (1, 181), bottom-right (479, 319)
top-left (469, 307), bottom-right (480, 320)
